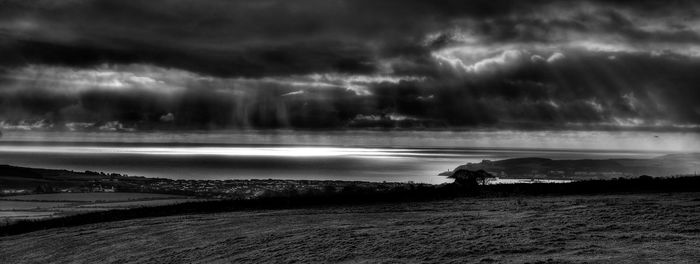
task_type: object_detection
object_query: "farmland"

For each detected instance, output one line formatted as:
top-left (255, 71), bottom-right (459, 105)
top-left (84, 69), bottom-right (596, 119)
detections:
top-left (0, 193), bottom-right (202, 224)
top-left (1, 193), bottom-right (699, 263)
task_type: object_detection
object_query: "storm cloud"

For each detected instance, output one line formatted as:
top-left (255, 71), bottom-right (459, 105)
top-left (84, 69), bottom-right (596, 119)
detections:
top-left (1, 0), bottom-right (700, 131)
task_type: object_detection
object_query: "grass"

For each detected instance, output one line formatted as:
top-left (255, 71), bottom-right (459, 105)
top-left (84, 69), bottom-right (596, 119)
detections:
top-left (0, 193), bottom-right (187, 202)
top-left (2, 175), bottom-right (700, 237)
top-left (1, 193), bottom-right (699, 263)
top-left (0, 193), bottom-right (199, 225)
top-left (77, 199), bottom-right (205, 208)
top-left (0, 201), bottom-right (72, 210)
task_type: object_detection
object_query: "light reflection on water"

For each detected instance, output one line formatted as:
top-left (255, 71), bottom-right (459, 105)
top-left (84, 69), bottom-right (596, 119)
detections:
top-left (0, 146), bottom-right (463, 158)
top-left (0, 143), bottom-right (673, 184)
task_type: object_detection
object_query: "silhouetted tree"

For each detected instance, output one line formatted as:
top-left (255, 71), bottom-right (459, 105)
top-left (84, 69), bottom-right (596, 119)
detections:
top-left (448, 169), bottom-right (494, 189)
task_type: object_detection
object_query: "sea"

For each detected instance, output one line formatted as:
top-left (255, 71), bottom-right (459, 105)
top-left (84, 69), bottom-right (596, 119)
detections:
top-left (0, 130), bottom-right (697, 184)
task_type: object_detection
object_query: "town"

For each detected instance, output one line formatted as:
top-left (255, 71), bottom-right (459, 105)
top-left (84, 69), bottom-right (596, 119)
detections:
top-left (0, 165), bottom-right (428, 199)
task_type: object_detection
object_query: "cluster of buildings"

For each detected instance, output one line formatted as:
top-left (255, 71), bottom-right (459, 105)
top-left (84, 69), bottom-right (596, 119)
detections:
top-left (0, 177), bottom-right (420, 200)
top-left (1, 189), bottom-right (30, 195)
top-left (1, 170), bottom-right (423, 199)
top-left (135, 179), bottom-right (419, 199)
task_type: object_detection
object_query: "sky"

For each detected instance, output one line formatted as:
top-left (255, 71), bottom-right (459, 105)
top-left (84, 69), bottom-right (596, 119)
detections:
top-left (1, 0), bottom-right (700, 132)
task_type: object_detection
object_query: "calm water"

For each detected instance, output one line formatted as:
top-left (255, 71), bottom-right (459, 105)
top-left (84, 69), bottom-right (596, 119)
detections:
top-left (0, 141), bottom-right (673, 184)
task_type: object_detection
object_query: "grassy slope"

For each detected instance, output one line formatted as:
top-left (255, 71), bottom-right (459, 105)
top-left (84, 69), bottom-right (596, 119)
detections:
top-left (1, 193), bottom-right (699, 263)
top-left (0, 193), bottom-right (186, 202)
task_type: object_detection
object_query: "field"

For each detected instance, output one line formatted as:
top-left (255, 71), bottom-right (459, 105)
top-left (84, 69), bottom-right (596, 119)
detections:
top-left (1, 193), bottom-right (699, 263)
top-left (0, 193), bottom-right (202, 224)
top-left (1, 193), bottom-right (185, 202)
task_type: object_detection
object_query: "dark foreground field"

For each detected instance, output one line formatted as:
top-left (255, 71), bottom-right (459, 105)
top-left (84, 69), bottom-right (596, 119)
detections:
top-left (1, 193), bottom-right (699, 263)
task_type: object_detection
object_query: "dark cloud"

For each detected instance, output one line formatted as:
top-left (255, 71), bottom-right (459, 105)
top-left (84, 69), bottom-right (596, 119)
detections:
top-left (1, 0), bottom-right (700, 131)
top-left (2, 0), bottom-right (697, 76)
top-left (0, 39), bottom-right (377, 78)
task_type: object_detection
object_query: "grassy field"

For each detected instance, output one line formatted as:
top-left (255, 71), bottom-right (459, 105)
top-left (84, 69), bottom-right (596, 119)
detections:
top-left (0, 200), bottom-right (72, 210)
top-left (76, 199), bottom-right (201, 208)
top-left (1, 193), bottom-right (186, 202)
top-left (0, 193), bottom-right (201, 224)
top-left (1, 193), bottom-right (699, 263)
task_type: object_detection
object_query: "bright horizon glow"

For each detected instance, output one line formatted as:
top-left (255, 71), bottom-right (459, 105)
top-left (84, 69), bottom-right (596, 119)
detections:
top-left (0, 146), bottom-right (451, 158)
top-left (1, 130), bottom-right (699, 153)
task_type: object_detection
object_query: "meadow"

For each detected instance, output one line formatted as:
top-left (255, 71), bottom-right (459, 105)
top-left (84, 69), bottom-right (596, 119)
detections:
top-left (1, 193), bottom-right (185, 202)
top-left (1, 193), bottom-right (698, 263)
top-left (0, 193), bottom-right (201, 224)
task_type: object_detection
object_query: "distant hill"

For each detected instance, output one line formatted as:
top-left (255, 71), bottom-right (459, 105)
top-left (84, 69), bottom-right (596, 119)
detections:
top-left (0, 165), bottom-right (127, 190)
top-left (441, 154), bottom-right (700, 180)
